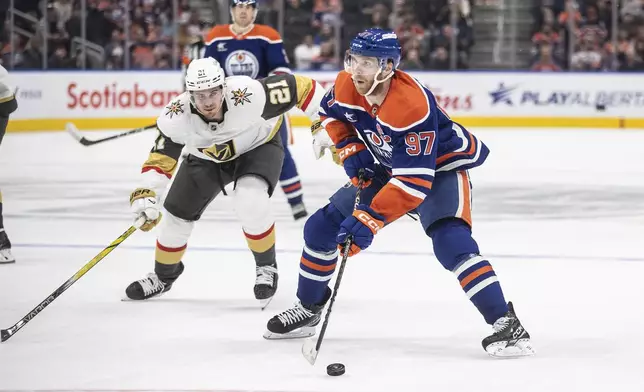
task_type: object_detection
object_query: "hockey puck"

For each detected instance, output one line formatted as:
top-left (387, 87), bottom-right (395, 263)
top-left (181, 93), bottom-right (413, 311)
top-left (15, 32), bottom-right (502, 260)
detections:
top-left (326, 363), bottom-right (345, 376)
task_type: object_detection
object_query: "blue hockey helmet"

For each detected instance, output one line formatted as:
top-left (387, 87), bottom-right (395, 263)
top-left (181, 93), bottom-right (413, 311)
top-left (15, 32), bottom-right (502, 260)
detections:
top-left (346, 28), bottom-right (402, 72)
top-left (231, 0), bottom-right (257, 7)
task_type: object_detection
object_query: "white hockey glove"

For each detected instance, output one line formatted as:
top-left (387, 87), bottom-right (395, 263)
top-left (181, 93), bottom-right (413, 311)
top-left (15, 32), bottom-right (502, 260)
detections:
top-left (129, 188), bottom-right (162, 232)
top-left (311, 120), bottom-right (341, 165)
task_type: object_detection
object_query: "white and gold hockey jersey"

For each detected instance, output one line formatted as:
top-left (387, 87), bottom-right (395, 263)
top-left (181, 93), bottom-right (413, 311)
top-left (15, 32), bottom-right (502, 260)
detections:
top-left (139, 73), bottom-right (325, 193)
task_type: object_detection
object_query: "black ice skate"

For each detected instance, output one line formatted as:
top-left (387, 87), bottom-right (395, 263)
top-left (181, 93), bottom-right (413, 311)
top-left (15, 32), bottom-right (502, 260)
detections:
top-left (263, 288), bottom-right (331, 340)
top-left (290, 202), bottom-right (308, 220)
top-left (0, 229), bottom-right (14, 264)
top-left (482, 302), bottom-right (535, 358)
top-left (255, 263), bottom-right (278, 310)
top-left (125, 262), bottom-right (184, 300)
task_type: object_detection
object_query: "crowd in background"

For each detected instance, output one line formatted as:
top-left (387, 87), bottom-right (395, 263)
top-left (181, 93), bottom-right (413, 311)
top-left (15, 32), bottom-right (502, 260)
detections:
top-left (531, 0), bottom-right (644, 71)
top-left (285, 0), bottom-right (473, 71)
top-left (4, 0), bottom-right (206, 69)
top-left (2, 0), bottom-right (643, 71)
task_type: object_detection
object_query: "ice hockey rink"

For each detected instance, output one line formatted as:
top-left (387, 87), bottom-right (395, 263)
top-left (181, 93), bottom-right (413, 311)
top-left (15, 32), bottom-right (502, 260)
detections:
top-left (1, 126), bottom-right (643, 392)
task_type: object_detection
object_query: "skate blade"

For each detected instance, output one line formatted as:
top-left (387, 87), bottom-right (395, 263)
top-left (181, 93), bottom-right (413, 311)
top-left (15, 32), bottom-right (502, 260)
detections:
top-left (259, 296), bottom-right (274, 311)
top-left (0, 250), bottom-right (15, 264)
top-left (263, 326), bottom-right (316, 340)
top-left (302, 337), bottom-right (319, 365)
top-left (120, 291), bottom-right (168, 302)
top-left (486, 339), bottom-right (535, 358)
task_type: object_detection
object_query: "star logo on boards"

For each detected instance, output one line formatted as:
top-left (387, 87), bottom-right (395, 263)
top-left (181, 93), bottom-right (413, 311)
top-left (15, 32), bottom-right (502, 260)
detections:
top-left (231, 87), bottom-right (253, 106)
top-left (164, 100), bottom-right (184, 118)
top-left (489, 83), bottom-right (517, 106)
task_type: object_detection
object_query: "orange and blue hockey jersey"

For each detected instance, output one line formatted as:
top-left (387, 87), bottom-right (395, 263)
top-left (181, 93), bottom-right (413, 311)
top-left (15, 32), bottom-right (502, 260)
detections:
top-left (320, 70), bottom-right (489, 223)
top-left (203, 24), bottom-right (290, 78)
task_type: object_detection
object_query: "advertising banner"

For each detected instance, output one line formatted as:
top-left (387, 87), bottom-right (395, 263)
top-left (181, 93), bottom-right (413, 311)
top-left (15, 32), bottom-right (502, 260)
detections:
top-left (8, 71), bottom-right (644, 131)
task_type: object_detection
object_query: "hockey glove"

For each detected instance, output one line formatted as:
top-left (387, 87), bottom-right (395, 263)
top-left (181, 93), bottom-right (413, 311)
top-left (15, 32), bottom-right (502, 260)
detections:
top-left (130, 188), bottom-right (162, 232)
top-left (336, 138), bottom-right (375, 188)
top-left (337, 204), bottom-right (385, 257)
top-left (311, 120), bottom-right (341, 165)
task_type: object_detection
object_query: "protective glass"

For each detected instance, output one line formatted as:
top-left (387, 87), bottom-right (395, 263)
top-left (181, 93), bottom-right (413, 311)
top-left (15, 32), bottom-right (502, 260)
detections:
top-left (344, 52), bottom-right (382, 76)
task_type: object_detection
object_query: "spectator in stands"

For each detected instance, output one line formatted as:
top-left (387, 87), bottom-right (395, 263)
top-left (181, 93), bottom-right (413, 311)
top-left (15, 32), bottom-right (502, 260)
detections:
top-left (532, 0), bottom-right (553, 34)
top-left (370, 3), bottom-right (390, 29)
top-left (621, 0), bottom-right (644, 24)
top-left (619, 46), bottom-right (644, 70)
top-left (52, 0), bottom-right (74, 32)
top-left (48, 44), bottom-right (75, 68)
top-left (604, 29), bottom-right (632, 67)
top-left (283, 0), bottom-right (315, 62)
top-left (431, 24), bottom-right (469, 69)
top-left (312, 0), bottom-right (343, 28)
top-left (44, 3), bottom-right (69, 51)
top-left (531, 43), bottom-right (562, 71)
top-left (15, 37), bottom-right (42, 69)
top-left (395, 11), bottom-right (425, 50)
top-left (532, 22), bottom-right (561, 47)
top-left (570, 35), bottom-right (603, 71)
top-left (532, 22), bottom-right (564, 64)
top-left (310, 40), bottom-right (338, 70)
top-left (132, 45), bottom-right (155, 69)
top-left (558, 0), bottom-right (582, 29)
top-left (314, 23), bottom-right (335, 46)
top-left (400, 46), bottom-right (424, 69)
top-left (594, 0), bottom-right (614, 35)
top-left (294, 35), bottom-right (321, 70)
top-left (429, 46), bottom-right (450, 70)
top-left (579, 4), bottom-right (607, 47)
top-left (285, 0), bottom-right (314, 33)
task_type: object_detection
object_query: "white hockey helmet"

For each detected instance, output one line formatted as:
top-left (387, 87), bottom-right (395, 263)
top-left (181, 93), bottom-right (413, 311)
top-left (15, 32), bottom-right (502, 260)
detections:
top-left (185, 57), bottom-right (225, 92)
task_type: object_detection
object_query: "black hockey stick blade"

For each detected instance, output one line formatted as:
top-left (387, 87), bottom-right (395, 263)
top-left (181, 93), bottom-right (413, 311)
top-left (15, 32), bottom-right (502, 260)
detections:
top-left (65, 122), bottom-right (156, 146)
top-left (0, 218), bottom-right (144, 343)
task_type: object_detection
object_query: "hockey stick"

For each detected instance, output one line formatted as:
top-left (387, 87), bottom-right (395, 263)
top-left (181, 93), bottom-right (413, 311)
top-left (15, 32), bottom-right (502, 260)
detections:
top-left (66, 122), bottom-right (156, 146)
top-left (0, 218), bottom-right (145, 343)
top-left (302, 171), bottom-right (365, 365)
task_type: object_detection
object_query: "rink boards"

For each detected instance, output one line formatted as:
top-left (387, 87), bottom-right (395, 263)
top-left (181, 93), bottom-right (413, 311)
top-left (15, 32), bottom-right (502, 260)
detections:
top-left (7, 71), bottom-right (644, 132)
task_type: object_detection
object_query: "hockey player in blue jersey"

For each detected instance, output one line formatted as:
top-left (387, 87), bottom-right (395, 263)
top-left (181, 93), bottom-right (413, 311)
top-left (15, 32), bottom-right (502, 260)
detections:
top-left (264, 29), bottom-right (535, 358)
top-left (200, 0), bottom-right (307, 220)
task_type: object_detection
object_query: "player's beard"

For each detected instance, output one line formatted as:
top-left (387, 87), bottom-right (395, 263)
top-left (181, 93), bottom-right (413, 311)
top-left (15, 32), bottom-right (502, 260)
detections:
top-left (351, 75), bottom-right (373, 96)
top-left (352, 75), bottom-right (388, 96)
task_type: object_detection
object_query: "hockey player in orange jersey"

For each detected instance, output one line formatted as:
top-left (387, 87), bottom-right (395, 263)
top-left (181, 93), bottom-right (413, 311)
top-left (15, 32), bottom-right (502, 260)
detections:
top-left (264, 29), bottom-right (535, 358)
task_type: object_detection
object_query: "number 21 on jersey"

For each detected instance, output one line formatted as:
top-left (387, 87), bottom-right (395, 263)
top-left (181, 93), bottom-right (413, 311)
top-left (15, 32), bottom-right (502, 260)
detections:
top-left (266, 79), bottom-right (291, 104)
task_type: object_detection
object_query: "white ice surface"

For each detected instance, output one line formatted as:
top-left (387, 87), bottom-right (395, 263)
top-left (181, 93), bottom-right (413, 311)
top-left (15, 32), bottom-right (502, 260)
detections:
top-left (0, 128), bottom-right (643, 391)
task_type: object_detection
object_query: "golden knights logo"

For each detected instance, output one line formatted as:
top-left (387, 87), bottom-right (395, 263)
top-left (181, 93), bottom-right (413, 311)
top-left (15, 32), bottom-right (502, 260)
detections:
top-left (199, 139), bottom-right (236, 162)
top-left (165, 100), bottom-right (184, 118)
top-left (231, 87), bottom-right (253, 106)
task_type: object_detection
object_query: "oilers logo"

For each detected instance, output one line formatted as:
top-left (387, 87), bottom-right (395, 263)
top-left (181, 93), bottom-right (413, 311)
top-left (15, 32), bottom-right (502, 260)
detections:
top-left (225, 50), bottom-right (260, 78)
top-left (363, 128), bottom-right (392, 161)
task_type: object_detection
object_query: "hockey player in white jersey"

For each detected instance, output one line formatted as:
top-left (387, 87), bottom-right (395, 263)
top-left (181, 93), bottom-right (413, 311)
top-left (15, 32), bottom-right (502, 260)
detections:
top-left (0, 65), bottom-right (18, 264)
top-left (125, 57), bottom-right (325, 307)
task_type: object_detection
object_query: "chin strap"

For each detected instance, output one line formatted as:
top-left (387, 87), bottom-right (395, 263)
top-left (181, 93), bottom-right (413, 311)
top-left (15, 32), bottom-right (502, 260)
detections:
top-left (364, 69), bottom-right (394, 96)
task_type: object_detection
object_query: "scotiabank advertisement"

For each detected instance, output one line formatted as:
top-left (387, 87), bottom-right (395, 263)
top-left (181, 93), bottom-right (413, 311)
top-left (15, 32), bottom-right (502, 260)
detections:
top-left (8, 71), bottom-right (644, 131)
top-left (12, 71), bottom-right (183, 121)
